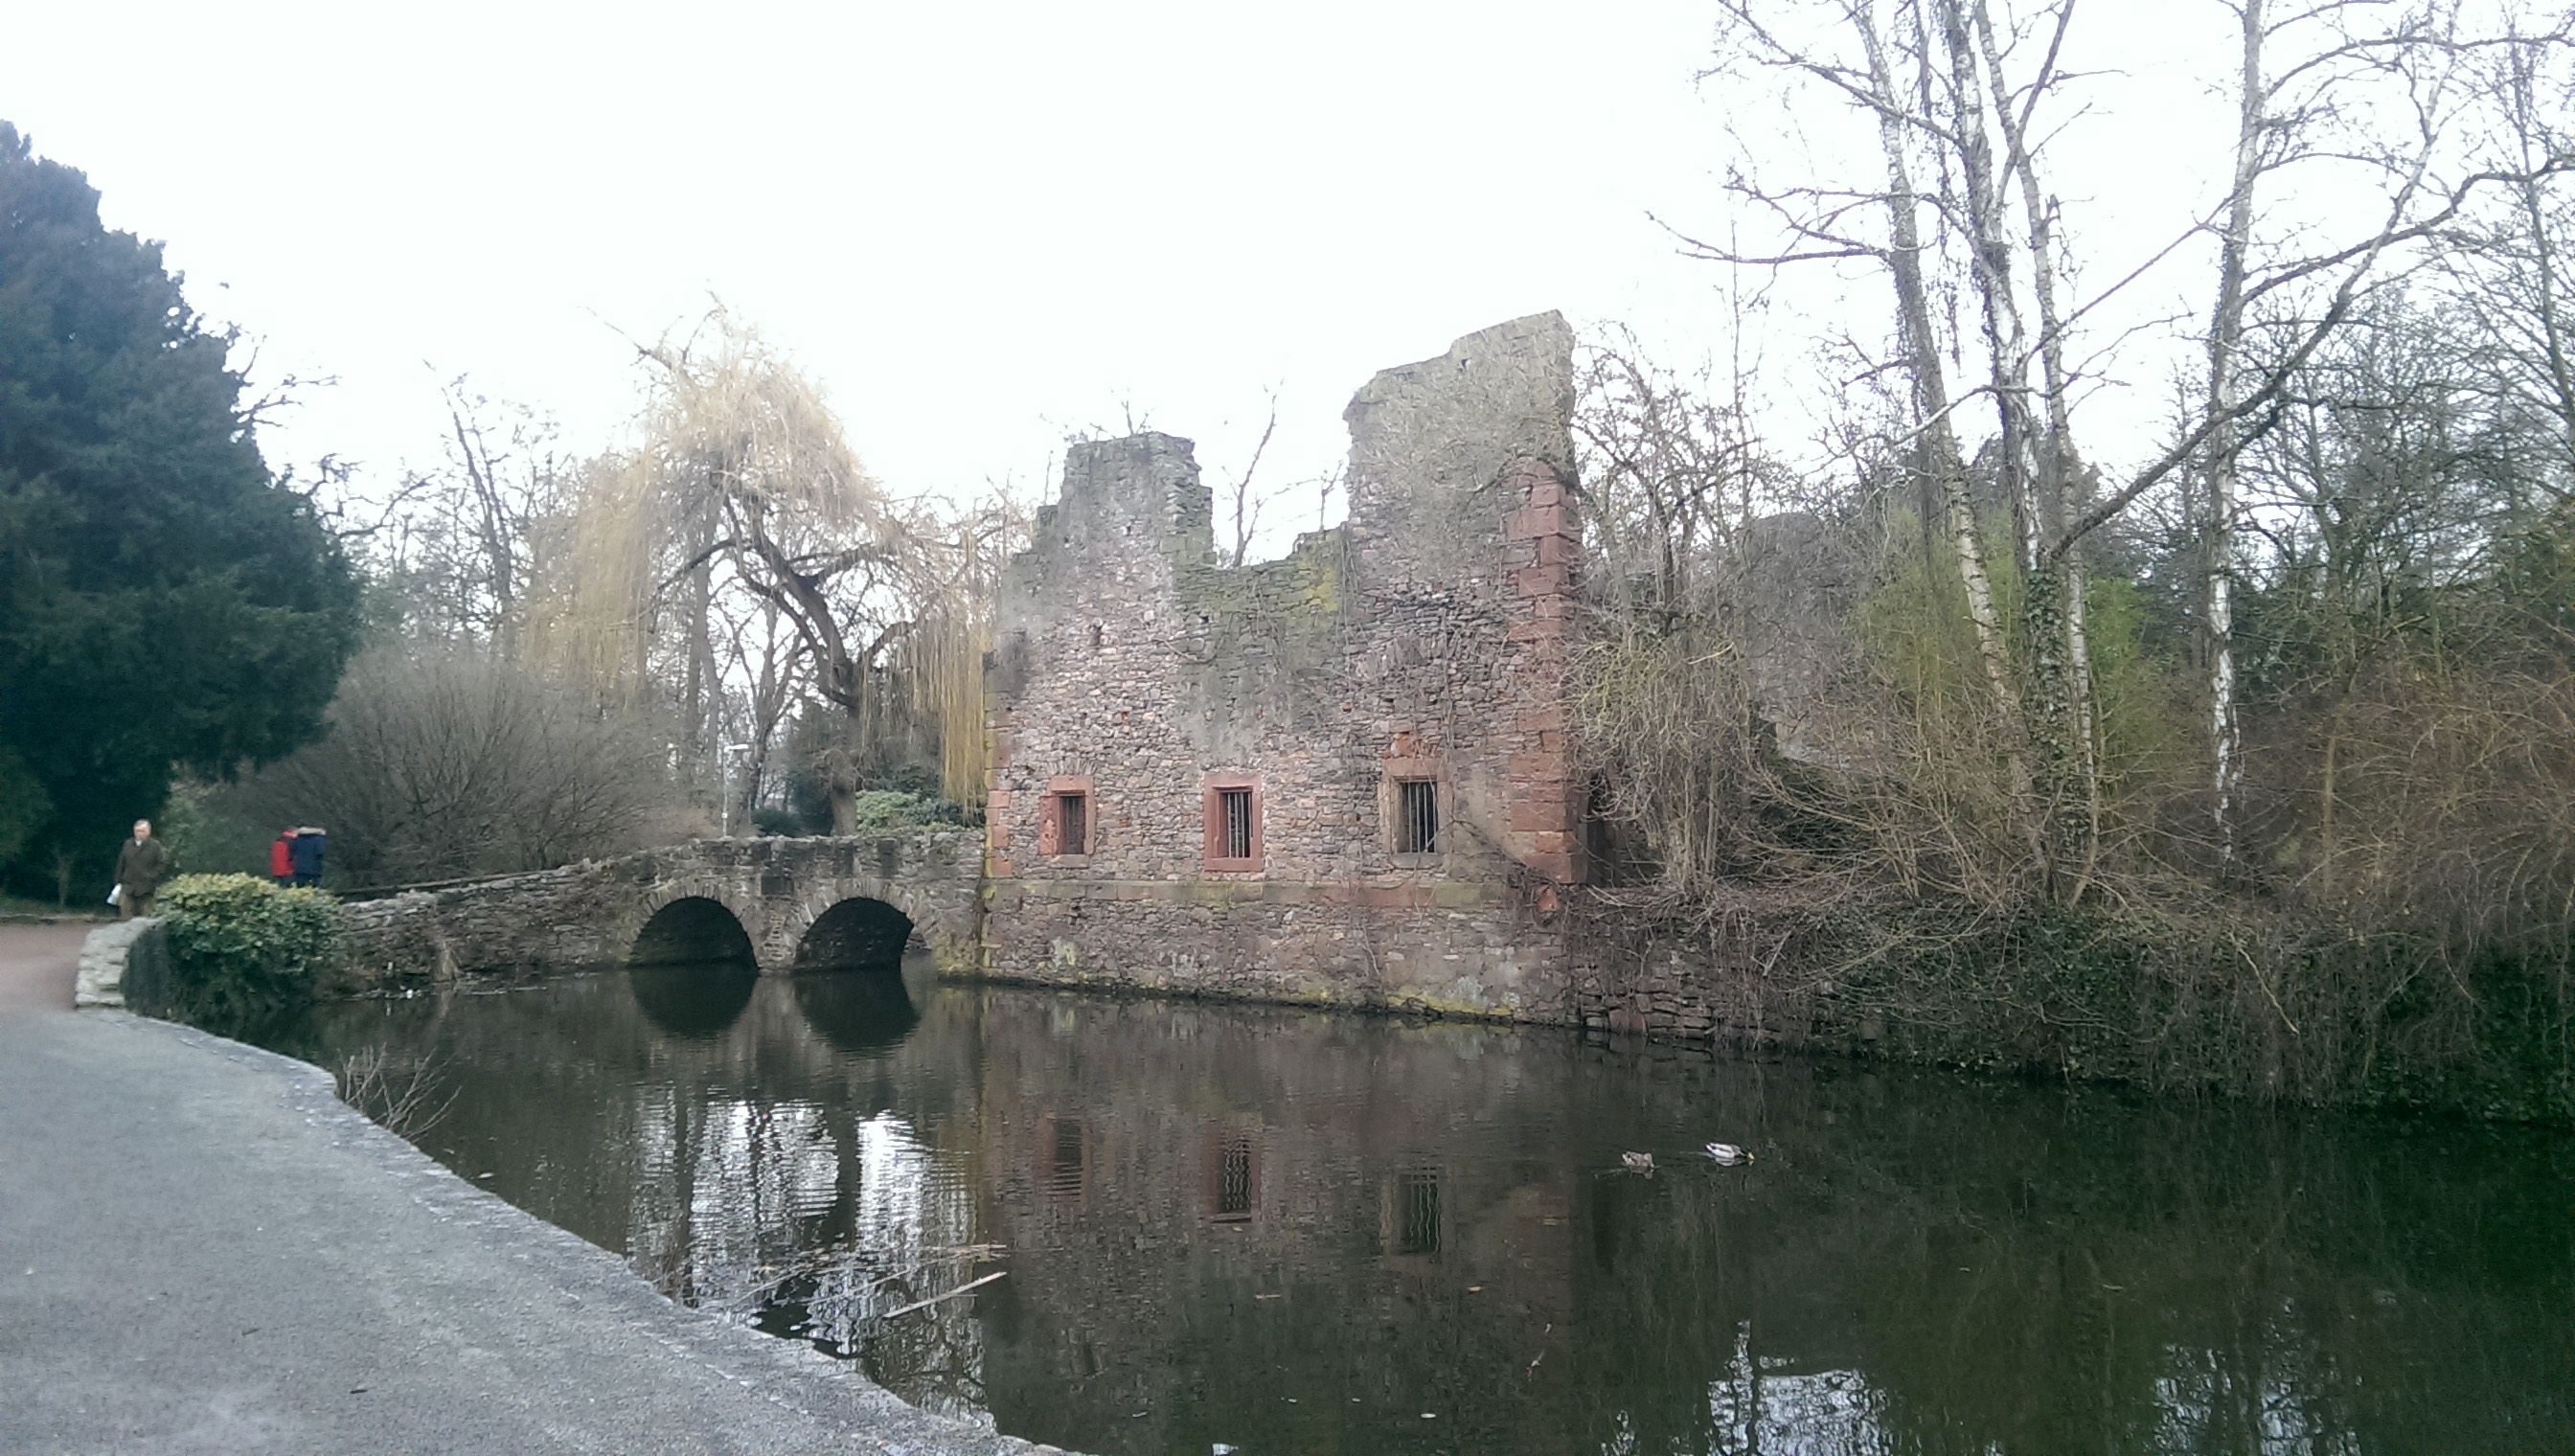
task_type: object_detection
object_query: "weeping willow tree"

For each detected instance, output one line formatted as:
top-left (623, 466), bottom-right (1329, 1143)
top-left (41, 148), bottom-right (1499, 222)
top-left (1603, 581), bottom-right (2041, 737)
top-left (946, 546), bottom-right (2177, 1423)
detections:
top-left (529, 308), bottom-right (1007, 831)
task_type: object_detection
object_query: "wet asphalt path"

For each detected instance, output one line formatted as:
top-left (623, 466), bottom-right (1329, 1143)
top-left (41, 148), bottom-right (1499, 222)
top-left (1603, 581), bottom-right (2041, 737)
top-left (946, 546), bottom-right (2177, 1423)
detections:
top-left (0, 923), bottom-right (1062, 1455)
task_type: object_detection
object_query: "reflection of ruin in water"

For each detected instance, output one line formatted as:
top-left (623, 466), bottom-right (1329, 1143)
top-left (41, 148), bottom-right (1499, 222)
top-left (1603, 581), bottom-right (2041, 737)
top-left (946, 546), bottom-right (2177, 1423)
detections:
top-left (255, 973), bottom-right (2575, 1456)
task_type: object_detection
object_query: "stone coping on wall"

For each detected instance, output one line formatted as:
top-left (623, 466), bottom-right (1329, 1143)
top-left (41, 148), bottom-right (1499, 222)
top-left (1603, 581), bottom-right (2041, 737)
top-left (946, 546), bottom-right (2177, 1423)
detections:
top-left (72, 917), bottom-right (158, 1009)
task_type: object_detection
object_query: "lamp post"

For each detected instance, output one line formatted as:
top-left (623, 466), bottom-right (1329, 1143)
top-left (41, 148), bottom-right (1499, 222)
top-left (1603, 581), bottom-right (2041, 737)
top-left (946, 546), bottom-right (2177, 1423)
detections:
top-left (718, 742), bottom-right (752, 836)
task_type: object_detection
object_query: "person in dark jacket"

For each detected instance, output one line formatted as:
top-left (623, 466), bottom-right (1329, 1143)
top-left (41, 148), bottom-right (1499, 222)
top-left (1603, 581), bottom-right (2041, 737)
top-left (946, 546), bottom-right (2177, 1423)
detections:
top-left (287, 827), bottom-right (327, 888)
top-left (269, 829), bottom-right (297, 886)
top-left (113, 820), bottom-right (171, 919)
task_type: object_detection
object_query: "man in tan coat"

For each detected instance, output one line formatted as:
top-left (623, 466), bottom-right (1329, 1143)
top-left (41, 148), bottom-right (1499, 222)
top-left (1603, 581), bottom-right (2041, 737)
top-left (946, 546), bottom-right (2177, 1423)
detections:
top-left (113, 819), bottom-right (171, 919)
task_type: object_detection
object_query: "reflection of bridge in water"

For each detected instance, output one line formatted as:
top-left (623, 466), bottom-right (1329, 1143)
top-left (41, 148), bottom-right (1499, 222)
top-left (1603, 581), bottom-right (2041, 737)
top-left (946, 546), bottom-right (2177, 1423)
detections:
top-left (330, 830), bottom-right (982, 992)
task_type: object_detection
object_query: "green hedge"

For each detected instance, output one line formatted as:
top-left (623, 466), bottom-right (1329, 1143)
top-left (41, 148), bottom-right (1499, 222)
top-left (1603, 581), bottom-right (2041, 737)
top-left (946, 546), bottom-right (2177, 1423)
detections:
top-left (156, 874), bottom-right (340, 1031)
top-left (844, 789), bottom-right (965, 830)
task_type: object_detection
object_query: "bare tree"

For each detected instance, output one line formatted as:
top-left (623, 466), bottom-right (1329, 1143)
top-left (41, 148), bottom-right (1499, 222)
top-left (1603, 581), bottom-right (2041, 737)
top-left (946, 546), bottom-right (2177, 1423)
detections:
top-left (711, 592), bottom-right (811, 832)
top-left (2442, 27), bottom-right (2575, 507)
top-left (1697, 0), bottom-right (2574, 891)
top-left (373, 379), bottom-right (565, 656)
top-left (618, 309), bottom-right (1002, 832)
top-left (1223, 393), bottom-right (1281, 568)
top-left (231, 645), bottom-right (685, 886)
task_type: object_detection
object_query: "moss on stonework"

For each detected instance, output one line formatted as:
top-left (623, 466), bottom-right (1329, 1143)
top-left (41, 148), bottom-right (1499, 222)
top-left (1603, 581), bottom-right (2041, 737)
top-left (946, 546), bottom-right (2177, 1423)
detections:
top-left (1385, 990), bottom-right (1518, 1022)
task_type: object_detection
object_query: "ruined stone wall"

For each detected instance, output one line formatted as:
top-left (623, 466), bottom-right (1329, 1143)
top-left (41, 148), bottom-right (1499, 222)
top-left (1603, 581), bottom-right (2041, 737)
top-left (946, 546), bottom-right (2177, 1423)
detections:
top-left (982, 315), bottom-right (1584, 1018)
top-left (1565, 900), bottom-right (1834, 1047)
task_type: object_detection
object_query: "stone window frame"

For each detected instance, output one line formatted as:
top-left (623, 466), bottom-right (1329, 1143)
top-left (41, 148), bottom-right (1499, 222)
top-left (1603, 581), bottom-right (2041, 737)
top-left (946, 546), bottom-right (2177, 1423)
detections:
top-left (1200, 771), bottom-right (1263, 873)
top-left (1379, 755), bottom-right (1445, 867)
top-left (1037, 775), bottom-right (1094, 862)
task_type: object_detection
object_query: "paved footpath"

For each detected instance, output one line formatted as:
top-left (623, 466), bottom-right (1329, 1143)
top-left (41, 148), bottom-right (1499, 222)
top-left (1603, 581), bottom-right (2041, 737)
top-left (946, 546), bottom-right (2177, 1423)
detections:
top-left (0, 923), bottom-right (1064, 1455)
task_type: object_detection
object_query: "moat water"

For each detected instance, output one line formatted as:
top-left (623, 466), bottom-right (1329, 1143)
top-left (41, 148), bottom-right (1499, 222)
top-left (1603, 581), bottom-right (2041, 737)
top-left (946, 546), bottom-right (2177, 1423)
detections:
top-left (247, 961), bottom-right (2575, 1456)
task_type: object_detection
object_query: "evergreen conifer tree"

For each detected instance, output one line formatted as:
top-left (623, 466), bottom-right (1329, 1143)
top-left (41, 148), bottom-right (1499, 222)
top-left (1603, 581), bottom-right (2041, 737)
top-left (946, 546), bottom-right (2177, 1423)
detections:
top-left (0, 121), bottom-right (359, 898)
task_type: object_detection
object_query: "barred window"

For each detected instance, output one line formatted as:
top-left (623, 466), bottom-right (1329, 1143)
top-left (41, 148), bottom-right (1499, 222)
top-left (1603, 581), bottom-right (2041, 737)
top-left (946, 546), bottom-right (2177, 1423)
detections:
top-left (1219, 788), bottom-right (1253, 860)
top-left (1397, 779), bottom-right (1439, 854)
top-left (1057, 793), bottom-right (1086, 855)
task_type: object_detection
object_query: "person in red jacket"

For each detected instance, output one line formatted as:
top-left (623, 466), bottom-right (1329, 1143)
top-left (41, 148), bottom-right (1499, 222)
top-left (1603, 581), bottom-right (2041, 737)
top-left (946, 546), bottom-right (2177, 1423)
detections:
top-left (270, 828), bottom-right (297, 886)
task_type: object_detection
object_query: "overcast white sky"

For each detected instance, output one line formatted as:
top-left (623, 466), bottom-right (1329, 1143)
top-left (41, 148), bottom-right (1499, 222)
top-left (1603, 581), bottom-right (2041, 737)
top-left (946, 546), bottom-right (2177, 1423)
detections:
top-left (6, 2), bottom-right (2265, 551)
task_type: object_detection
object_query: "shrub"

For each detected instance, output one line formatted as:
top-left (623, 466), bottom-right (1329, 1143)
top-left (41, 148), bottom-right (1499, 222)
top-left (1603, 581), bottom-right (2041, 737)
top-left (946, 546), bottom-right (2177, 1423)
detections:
top-left (751, 807), bottom-right (806, 837)
top-left (156, 874), bottom-right (341, 1031)
top-left (843, 790), bottom-right (964, 831)
top-left (219, 645), bottom-right (689, 887)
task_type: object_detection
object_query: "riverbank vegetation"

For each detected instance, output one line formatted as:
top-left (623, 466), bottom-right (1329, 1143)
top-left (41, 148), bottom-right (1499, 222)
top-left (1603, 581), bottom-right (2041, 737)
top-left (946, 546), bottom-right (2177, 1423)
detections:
top-left (1575, 3), bottom-right (2575, 1120)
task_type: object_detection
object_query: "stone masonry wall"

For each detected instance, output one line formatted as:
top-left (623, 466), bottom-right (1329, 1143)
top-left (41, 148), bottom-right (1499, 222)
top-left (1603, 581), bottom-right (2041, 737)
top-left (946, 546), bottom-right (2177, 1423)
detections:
top-left (982, 314), bottom-right (1584, 1019)
top-left (1565, 902), bottom-right (1832, 1046)
top-left (328, 831), bottom-right (982, 994)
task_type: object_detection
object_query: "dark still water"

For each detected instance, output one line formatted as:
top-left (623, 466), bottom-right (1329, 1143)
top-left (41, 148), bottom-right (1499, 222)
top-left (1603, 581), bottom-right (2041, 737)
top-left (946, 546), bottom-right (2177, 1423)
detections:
top-left (250, 964), bottom-right (2575, 1456)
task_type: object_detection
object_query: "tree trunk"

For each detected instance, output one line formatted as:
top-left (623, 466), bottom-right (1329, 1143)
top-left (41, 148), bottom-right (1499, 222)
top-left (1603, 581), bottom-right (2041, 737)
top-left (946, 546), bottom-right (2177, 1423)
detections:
top-left (1857, 4), bottom-right (2043, 866)
top-left (829, 705), bottom-right (861, 835)
top-left (2204, 0), bottom-right (2267, 866)
top-left (1973, 0), bottom-right (2101, 890)
top-left (682, 553), bottom-right (713, 795)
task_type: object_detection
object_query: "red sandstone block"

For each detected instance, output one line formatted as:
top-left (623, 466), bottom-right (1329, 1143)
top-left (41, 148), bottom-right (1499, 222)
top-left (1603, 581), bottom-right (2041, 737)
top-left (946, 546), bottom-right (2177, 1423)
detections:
top-left (1525, 830), bottom-right (1574, 854)
top-left (1524, 851), bottom-right (1576, 882)
top-left (1526, 480), bottom-right (1563, 508)
top-left (1513, 563), bottom-right (1569, 597)
top-left (1507, 752), bottom-right (1567, 783)
top-left (1506, 618), bottom-right (1569, 644)
top-left (1537, 534), bottom-right (1576, 565)
top-left (1518, 704), bottom-right (1569, 733)
top-left (1505, 505), bottom-right (1567, 539)
top-left (1510, 800), bottom-right (1573, 832)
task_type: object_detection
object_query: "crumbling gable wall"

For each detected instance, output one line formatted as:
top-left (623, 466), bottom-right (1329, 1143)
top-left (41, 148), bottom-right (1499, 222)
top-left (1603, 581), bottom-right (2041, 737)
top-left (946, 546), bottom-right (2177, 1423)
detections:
top-left (982, 313), bottom-right (1584, 1018)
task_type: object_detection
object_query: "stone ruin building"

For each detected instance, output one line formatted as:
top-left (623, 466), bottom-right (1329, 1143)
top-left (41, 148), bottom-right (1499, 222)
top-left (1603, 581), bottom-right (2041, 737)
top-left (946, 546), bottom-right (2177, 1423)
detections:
top-left (325, 311), bottom-right (1831, 1044)
top-left (982, 313), bottom-right (1588, 1020)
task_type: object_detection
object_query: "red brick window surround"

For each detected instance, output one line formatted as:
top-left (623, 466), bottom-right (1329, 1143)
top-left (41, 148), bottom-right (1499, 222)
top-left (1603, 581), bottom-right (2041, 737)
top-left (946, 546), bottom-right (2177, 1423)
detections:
top-left (1038, 776), bottom-right (1094, 857)
top-left (1201, 773), bottom-right (1262, 871)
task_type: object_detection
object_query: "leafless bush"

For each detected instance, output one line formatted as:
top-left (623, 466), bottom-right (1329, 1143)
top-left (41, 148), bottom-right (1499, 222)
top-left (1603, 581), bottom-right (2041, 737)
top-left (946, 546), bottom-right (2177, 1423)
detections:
top-left (232, 645), bottom-right (691, 887)
top-left (334, 1045), bottom-right (457, 1138)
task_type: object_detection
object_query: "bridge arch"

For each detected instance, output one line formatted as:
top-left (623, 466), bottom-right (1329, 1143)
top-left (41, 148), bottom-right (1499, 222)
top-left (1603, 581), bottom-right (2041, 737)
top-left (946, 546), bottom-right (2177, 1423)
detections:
top-left (793, 895), bottom-right (915, 972)
top-left (625, 893), bottom-right (762, 1039)
top-left (775, 874), bottom-right (944, 969)
top-left (628, 891), bottom-right (759, 966)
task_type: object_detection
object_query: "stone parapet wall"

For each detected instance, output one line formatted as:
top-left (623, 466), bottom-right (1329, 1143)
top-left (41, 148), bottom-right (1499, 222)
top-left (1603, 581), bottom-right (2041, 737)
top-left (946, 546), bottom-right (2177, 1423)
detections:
top-left (72, 917), bottom-right (164, 1009)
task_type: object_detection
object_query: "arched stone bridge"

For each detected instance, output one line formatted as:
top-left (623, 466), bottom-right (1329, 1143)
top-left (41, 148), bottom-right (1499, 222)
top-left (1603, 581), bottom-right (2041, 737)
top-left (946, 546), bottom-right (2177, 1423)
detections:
top-left (325, 830), bottom-right (983, 994)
